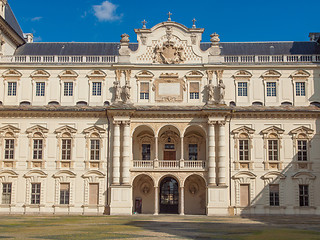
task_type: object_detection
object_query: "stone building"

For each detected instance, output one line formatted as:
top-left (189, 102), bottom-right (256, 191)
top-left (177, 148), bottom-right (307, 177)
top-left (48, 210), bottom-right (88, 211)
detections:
top-left (0, 1), bottom-right (319, 215)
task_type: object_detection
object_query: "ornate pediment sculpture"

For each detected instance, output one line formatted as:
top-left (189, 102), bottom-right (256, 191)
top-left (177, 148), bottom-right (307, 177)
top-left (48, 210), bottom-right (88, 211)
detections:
top-left (153, 40), bottom-right (186, 64)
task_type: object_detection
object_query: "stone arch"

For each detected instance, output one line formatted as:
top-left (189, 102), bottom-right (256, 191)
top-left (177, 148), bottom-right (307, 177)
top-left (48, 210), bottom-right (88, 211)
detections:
top-left (158, 174), bottom-right (180, 214)
top-left (132, 125), bottom-right (155, 161)
top-left (158, 125), bottom-right (181, 161)
top-left (132, 174), bottom-right (155, 214)
top-left (183, 124), bottom-right (207, 162)
top-left (157, 124), bottom-right (181, 138)
top-left (157, 174), bottom-right (180, 187)
top-left (131, 124), bottom-right (156, 137)
top-left (184, 174), bottom-right (206, 215)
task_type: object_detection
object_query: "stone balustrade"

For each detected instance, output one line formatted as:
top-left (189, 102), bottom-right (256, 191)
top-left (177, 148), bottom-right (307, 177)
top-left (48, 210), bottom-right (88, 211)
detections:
top-left (132, 159), bottom-right (206, 170)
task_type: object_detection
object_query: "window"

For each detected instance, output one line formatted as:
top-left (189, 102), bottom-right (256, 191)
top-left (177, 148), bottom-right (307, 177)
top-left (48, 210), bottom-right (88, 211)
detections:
top-left (142, 144), bottom-right (150, 160)
top-left (190, 82), bottom-right (199, 99)
top-left (299, 185), bottom-right (309, 206)
top-left (35, 82), bottom-right (45, 96)
top-left (92, 82), bottom-right (102, 96)
top-left (165, 144), bottom-right (175, 150)
top-left (89, 183), bottom-right (99, 205)
top-left (60, 183), bottom-right (70, 205)
top-left (295, 82), bottom-right (305, 96)
top-left (33, 139), bottom-right (43, 160)
top-left (297, 140), bottom-right (307, 161)
top-left (240, 184), bottom-right (250, 207)
top-left (31, 183), bottom-right (41, 204)
top-left (8, 82), bottom-right (17, 96)
top-left (188, 144), bottom-right (198, 160)
top-left (64, 82), bottom-right (73, 96)
top-left (239, 140), bottom-right (249, 161)
top-left (61, 139), bottom-right (71, 160)
top-left (268, 140), bottom-right (278, 161)
top-left (266, 82), bottom-right (276, 96)
top-left (90, 139), bottom-right (100, 160)
top-left (2, 183), bottom-right (11, 204)
top-left (269, 184), bottom-right (279, 206)
top-left (4, 139), bottom-right (14, 160)
top-left (140, 82), bottom-right (149, 100)
top-left (238, 82), bottom-right (247, 96)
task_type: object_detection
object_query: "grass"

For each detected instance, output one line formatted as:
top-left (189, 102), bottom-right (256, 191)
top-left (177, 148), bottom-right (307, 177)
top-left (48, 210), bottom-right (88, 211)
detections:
top-left (0, 215), bottom-right (319, 239)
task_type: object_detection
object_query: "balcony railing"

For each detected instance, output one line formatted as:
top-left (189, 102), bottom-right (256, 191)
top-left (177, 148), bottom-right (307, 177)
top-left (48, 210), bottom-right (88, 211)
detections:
top-left (132, 160), bottom-right (206, 170)
top-left (224, 55), bottom-right (320, 64)
top-left (0, 55), bottom-right (118, 64)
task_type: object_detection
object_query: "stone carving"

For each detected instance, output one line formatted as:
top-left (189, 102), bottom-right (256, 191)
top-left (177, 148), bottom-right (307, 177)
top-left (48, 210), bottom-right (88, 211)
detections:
top-left (191, 33), bottom-right (197, 45)
top-left (218, 79), bottom-right (225, 104)
top-left (113, 81), bottom-right (121, 102)
top-left (207, 84), bottom-right (214, 102)
top-left (123, 84), bottom-right (131, 103)
top-left (153, 41), bottom-right (186, 64)
top-left (209, 33), bottom-right (221, 56)
top-left (206, 70), bottom-right (214, 84)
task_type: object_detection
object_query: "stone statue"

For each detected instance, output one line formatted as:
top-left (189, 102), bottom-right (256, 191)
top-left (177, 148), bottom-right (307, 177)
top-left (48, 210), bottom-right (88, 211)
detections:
top-left (207, 84), bottom-right (214, 102)
top-left (123, 85), bottom-right (131, 103)
top-left (218, 79), bottom-right (225, 104)
top-left (114, 81), bottom-right (121, 102)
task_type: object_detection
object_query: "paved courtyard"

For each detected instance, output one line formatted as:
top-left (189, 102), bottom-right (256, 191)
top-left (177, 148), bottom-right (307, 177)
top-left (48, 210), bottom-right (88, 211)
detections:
top-left (0, 214), bottom-right (320, 239)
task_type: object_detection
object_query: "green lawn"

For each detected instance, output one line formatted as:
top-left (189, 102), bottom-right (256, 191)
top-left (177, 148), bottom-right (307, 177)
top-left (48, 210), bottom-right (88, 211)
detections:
top-left (0, 215), bottom-right (319, 239)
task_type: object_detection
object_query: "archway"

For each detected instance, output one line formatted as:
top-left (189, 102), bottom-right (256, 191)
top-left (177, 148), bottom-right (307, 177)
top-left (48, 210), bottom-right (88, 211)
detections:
top-left (184, 175), bottom-right (206, 215)
top-left (160, 177), bottom-right (179, 214)
top-left (132, 174), bottom-right (155, 214)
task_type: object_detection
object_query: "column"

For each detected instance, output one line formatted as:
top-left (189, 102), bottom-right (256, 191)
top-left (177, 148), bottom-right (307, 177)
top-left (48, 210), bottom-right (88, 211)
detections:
top-left (208, 121), bottom-right (216, 185)
top-left (218, 121), bottom-right (226, 185)
top-left (112, 121), bottom-right (121, 184)
top-left (154, 186), bottom-right (159, 215)
top-left (154, 136), bottom-right (159, 168)
top-left (122, 121), bottom-right (131, 184)
top-left (180, 137), bottom-right (184, 168)
top-left (180, 186), bottom-right (184, 215)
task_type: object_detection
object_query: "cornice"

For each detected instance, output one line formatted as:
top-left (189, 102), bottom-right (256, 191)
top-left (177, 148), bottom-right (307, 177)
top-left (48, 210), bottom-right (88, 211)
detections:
top-left (0, 17), bottom-right (25, 46)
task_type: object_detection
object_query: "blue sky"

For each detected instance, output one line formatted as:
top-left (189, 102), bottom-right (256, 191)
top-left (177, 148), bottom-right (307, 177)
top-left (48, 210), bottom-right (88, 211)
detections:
top-left (9, 0), bottom-right (320, 43)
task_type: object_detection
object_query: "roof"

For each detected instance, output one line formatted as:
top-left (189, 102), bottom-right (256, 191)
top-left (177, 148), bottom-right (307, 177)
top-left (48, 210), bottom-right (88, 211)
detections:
top-left (4, 3), bottom-right (24, 40)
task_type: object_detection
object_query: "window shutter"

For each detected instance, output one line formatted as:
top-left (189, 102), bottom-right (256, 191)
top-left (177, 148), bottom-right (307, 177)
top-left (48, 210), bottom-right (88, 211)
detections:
top-left (60, 183), bottom-right (70, 191)
top-left (140, 82), bottom-right (149, 93)
top-left (190, 82), bottom-right (199, 92)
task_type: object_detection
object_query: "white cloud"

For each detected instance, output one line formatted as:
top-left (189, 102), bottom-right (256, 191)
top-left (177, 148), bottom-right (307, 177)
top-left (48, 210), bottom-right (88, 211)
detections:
top-left (93, 1), bottom-right (122, 21)
top-left (33, 36), bottom-right (42, 42)
top-left (31, 16), bottom-right (43, 22)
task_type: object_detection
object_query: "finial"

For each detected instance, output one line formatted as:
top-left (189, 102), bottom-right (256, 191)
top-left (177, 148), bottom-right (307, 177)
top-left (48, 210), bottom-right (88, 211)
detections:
top-left (192, 18), bottom-right (196, 29)
top-left (142, 19), bottom-right (147, 29)
top-left (167, 11), bottom-right (172, 21)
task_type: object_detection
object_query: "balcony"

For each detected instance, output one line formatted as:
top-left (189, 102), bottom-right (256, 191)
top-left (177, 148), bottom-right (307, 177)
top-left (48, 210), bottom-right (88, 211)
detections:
top-left (132, 160), bottom-right (206, 171)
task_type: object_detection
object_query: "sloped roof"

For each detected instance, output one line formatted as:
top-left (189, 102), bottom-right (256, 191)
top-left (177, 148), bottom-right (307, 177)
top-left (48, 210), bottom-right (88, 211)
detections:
top-left (4, 3), bottom-right (24, 39)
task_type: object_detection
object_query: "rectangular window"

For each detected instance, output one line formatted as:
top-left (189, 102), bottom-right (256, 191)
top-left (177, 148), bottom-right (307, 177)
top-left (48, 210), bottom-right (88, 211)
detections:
top-left (188, 144), bottom-right (198, 160)
top-left (296, 82), bottom-right (306, 96)
top-left (31, 183), bottom-right (41, 204)
top-left (64, 82), bottom-right (73, 96)
top-left (61, 139), bottom-right (71, 160)
top-left (164, 144), bottom-right (175, 150)
top-left (269, 184), bottom-right (279, 206)
top-left (268, 140), bottom-right (278, 161)
top-left (239, 140), bottom-right (249, 161)
top-left (266, 82), bottom-right (276, 97)
top-left (238, 82), bottom-right (248, 96)
top-left (299, 185), bottom-right (309, 206)
top-left (297, 140), bottom-right (307, 161)
top-left (60, 183), bottom-right (70, 205)
top-left (90, 140), bottom-right (100, 161)
top-left (2, 183), bottom-right (12, 204)
top-left (89, 183), bottom-right (99, 205)
top-left (36, 82), bottom-right (45, 96)
top-left (142, 144), bottom-right (151, 160)
top-left (140, 82), bottom-right (149, 100)
top-left (8, 82), bottom-right (17, 96)
top-left (190, 82), bottom-right (200, 99)
top-left (4, 139), bottom-right (14, 160)
top-left (33, 139), bottom-right (43, 160)
top-left (92, 82), bottom-right (102, 96)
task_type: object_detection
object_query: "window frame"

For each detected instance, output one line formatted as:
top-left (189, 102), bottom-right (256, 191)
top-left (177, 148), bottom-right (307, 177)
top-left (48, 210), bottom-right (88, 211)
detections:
top-left (2, 183), bottom-right (12, 204)
top-left (35, 82), bottom-right (45, 97)
top-left (237, 82), bottom-right (248, 97)
top-left (295, 82), bottom-right (306, 97)
top-left (189, 82), bottom-right (200, 100)
top-left (33, 139), bottom-right (43, 160)
top-left (142, 143), bottom-right (151, 160)
top-left (7, 82), bottom-right (17, 96)
top-left (31, 183), bottom-right (41, 205)
top-left (299, 184), bottom-right (309, 207)
top-left (269, 184), bottom-right (280, 206)
top-left (61, 138), bottom-right (72, 161)
top-left (139, 82), bottom-right (150, 100)
top-left (90, 139), bottom-right (100, 161)
top-left (92, 82), bottom-right (102, 96)
top-left (4, 139), bottom-right (14, 160)
top-left (266, 82), bottom-right (277, 97)
top-left (63, 82), bottom-right (74, 96)
top-left (59, 183), bottom-right (70, 205)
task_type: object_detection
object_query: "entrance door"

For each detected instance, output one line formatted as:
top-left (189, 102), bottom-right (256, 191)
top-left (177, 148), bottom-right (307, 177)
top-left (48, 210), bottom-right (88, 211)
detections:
top-left (164, 151), bottom-right (176, 160)
top-left (160, 177), bottom-right (179, 214)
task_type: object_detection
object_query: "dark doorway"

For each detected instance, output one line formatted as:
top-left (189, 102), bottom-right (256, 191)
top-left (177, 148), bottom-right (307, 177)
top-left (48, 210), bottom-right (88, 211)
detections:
top-left (160, 177), bottom-right (179, 214)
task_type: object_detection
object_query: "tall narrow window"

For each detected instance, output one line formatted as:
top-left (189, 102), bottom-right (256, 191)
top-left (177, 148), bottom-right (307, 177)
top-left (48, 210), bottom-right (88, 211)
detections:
top-left (31, 183), bottom-right (41, 204)
top-left (299, 185), bottom-right (309, 206)
top-left (61, 139), bottom-right (71, 160)
top-left (90, 140), bottom-right (100, 160)
top-left (295, 82), bottom-right (305, 96)
top-left (4, 139), bottom-right (14, 160)
top-left (238, 82), bottom-right (248, 96)
top-left (33, 139), bottom-right (43, 160)
top-left (36, 82), bottom-right (45, 96)
top-left (92, 82), bottom-right (102, 96)
top-left (190, 82), bottom-right (199, 99)
top-left (64, 82), bottom-right (73, 96)
top-left (266, 82), bottom-right (276, 96)
top-left (240, 184), bottom-right (250, 207)
top-left (297, 140), bottom-right (307, 161)
top-left (8, 82), bottom-right (17, 96)
top-left (140, 82), bottom-right (149, 100)
top-left (269, 184), bottom-right (279, 206)
top-left (2, 183), bottom-right (12, 204)
top-left (239, 140), bottom-right (249, 161)
top-left (188, 144), bottom-right (198, 160)
top-left (268, 140), bottom-right (278, 161)
top-left (142, 144), bottom-right (151, 160)
top-left (60, 183), bottom-right (70, 205)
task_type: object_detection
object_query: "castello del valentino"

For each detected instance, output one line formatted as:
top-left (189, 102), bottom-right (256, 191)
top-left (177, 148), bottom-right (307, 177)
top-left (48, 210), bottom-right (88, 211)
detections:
top-left (0, 1), bottom-right (319, 215)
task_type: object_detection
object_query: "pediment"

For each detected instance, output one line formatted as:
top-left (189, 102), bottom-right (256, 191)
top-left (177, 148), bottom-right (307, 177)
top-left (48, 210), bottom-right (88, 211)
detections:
top-left (135, 70), bottom-right (154, 79)
top-left (185, 71), bottom-right (203, 79)
top-left (261, 70), bottom-right (281, 79)
top-left (58, 70), bottom-right (78, 78)
top-left (290, 70), bottom-right (310, 79)
top-left (2, 69), bottom-right (22, 78)
top-left (261, 171), bottom-right (286, 180)
top-left (87, 70), bottom-right (106, 79)
top-left (233, 70), bottom-right (252, 79)
top-left (232, 126), bottom-right (255, 135)
top-left (0, 125), bottom-right (20, 133)
top-left (0, 170), bottom-right (18, 177)
top-left (55, 125), bottom-right (77, 134)
top-left (289, 126), bottom-right (314, 136)
top-left (292, 172), bottom-right (316, 179)
top-left (24, 170), bottom-right (47, 178)
top-left (30, 69), bottom-right (50, 78)
top-left (82, 170), bottom-right (105, 178)
top-left (26, 125), bottom-right (49, 134)
top-left (53, 170), bottom-right (76, 178)
top-left (83, 125), bottom-right (106, 134)
top-left (260, 126), bottom-right (284, 135)
top-left (232, 171), bottom-right (257, 179)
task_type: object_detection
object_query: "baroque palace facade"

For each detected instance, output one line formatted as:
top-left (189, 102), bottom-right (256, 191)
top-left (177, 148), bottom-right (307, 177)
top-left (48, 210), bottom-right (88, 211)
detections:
top-left (0, 1), bottom-right (320, 215)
